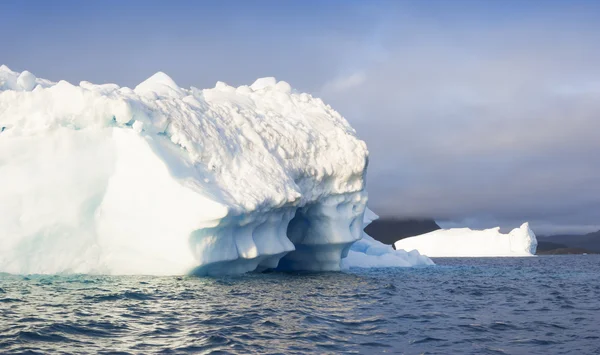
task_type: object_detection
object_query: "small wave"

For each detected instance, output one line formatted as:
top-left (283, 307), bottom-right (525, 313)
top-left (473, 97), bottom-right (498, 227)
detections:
top-left (480, 346), bottom-right (509, 354)
top-left (0, 297), bottom-right (21, 303)
top-left (17, 330), bottom-right (76, 343)
top-left (338, 316), bottom-right (384, 326)
top-left (510, 338), bottom-right (560, 345)
top-left (531, 321), bottom-right (568, 330)
top-left (410, 336), bottom-right (446, 344)
top-left (42, 321), bottom-right (126, 338)
top-left (16, 317), bottom-right (45, 323)
top-left (260, 320), bottom-right (279, 328)
top-left (83, 291), bottom-right (154, 302)
top-left (489, 322), bottom-right (521, 331)
top-left (395, 313), bottom-right (420, 320)
top-left (168, 334), bottom-right (233, 353)
top-left (459, 323), bottom-right (489, 333)
top-left (359, 341), bottom-right (391, 348)
top-left (138, 326), bottom-right (181, 337)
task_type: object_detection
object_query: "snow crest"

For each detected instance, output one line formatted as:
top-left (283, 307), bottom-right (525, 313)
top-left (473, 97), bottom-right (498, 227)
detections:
top-left (0, 66), bottom-right (379, 275)
top-left (394, 223), bottom-right (538, 257)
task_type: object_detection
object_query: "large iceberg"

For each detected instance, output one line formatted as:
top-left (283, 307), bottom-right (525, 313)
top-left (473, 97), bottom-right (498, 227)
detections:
top-left (394, 223), bottom-right (538, 257)
top-left (0, 66), bottom-right (428, 275)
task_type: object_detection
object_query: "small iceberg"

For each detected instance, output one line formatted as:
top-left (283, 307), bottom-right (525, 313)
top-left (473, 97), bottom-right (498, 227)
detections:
top-left (394, 223), bottom-right (538, 257)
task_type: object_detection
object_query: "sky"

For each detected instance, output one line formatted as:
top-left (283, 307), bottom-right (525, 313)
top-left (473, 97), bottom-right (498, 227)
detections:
top-left (2, 0), bottom-right (600, 234)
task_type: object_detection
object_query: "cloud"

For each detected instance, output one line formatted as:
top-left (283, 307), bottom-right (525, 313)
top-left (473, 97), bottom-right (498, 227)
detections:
top-left (322, 71), bottom-right (366, 94)
top-left (316, 7), bottom-right (600, 234)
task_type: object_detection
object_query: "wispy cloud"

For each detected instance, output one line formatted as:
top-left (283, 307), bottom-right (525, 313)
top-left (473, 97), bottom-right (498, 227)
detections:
top-left (322, 72), bottom-right (367, 94)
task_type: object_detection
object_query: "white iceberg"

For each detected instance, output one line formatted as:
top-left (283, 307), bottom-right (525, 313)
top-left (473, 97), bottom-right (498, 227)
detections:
top-left (0, 65), bottom-right (375, 275)
top-left (342, 209), bottom-right (434, 268)
top-left (0, 66), bottom-right (430, 276)
top-left (393, 223), bottom-right (538, 257)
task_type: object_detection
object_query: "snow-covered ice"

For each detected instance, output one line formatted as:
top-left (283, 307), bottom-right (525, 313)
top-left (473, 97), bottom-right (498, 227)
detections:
top-left (0, 65), bottom-right (428, 275)
top-left (342, 208), bottom-right (434, 268)
top-left (394, 223), bottom-right (538, 257)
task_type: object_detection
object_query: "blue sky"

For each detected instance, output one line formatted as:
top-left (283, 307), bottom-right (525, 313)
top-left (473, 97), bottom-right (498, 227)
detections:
top-left (2, 1), bottom-right (600, 234)
top-left (5, 0), bottom-right (598, 89)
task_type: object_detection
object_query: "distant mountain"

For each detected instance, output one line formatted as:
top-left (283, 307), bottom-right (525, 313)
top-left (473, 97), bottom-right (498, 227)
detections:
top-left (540, 230), bottom-right (600, 253)
top-left (535, 241), bottom-right (597, 254)
top-left (364, 218), bottom-right (440, 245)
top-left (536, 241), bottom-right (568, 252)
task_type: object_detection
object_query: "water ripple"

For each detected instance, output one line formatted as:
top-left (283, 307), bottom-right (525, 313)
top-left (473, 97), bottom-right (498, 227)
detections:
top-left (0, 256), bottom-right (599, 354)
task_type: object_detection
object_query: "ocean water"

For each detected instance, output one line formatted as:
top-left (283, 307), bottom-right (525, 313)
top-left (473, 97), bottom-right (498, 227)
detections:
top-left (1, 256), bottom-right (599, 355)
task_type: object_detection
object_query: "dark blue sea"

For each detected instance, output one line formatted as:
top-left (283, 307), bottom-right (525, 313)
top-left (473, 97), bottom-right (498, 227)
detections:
top-left (1, 255), bottom-right (599, 354)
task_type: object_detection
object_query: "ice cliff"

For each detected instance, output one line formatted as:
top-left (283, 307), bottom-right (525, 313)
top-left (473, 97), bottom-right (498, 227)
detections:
top-left (0, 66), bottom-right (430, 275)
top-left (394, 223), bottom-right (538, 257)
